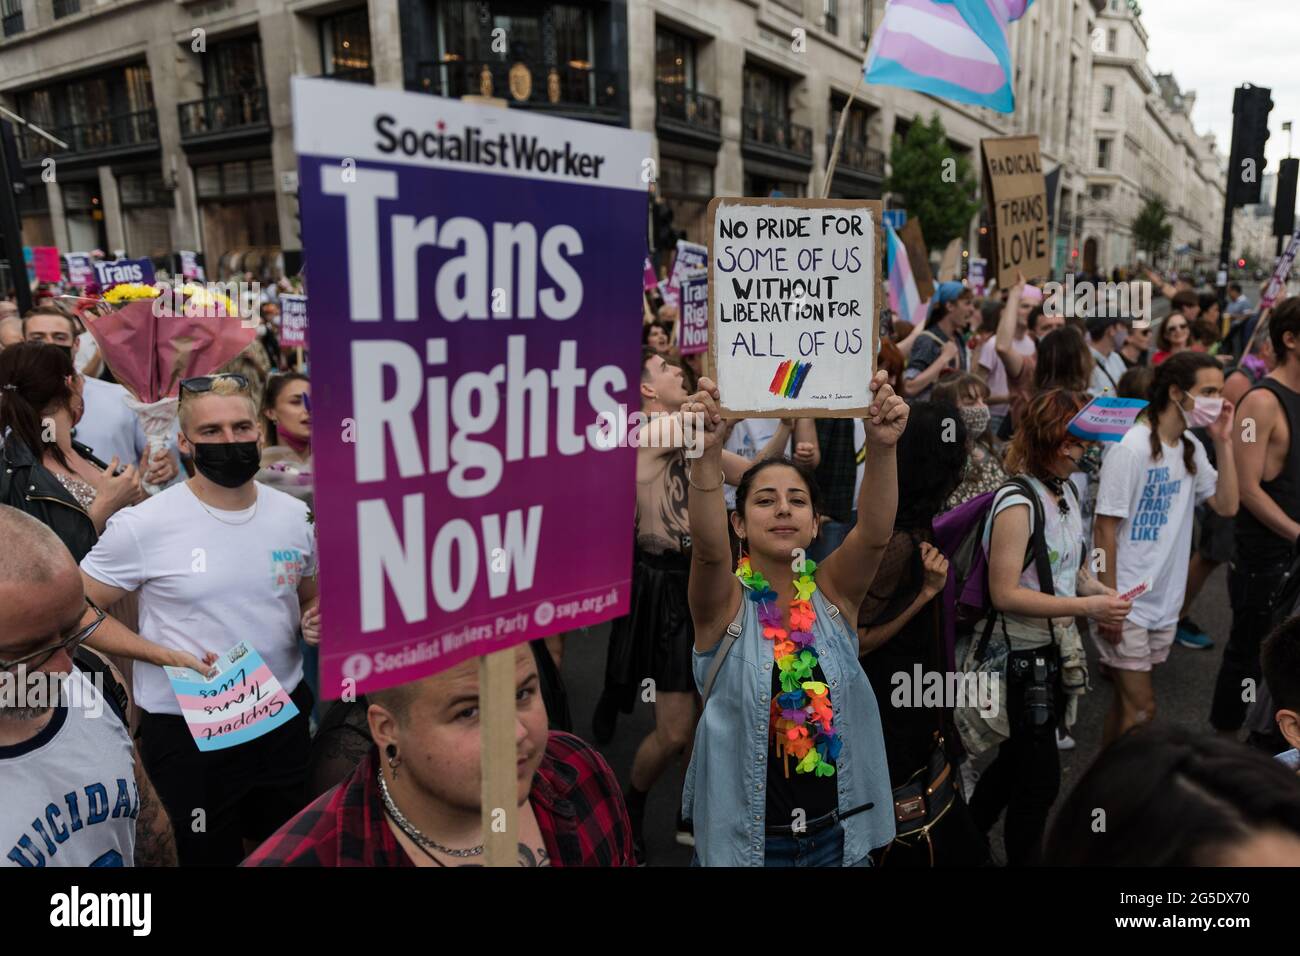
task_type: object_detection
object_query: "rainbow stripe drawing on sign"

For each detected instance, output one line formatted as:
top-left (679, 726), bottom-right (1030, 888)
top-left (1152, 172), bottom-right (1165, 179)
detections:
top-left (769, 360), bottom-right (813, 398)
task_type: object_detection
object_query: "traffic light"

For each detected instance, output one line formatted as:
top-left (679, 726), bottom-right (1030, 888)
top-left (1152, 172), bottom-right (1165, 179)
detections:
top-left (1274, 158), bottom-right (1298, 238)
top-left (1229, 84), bottom-right (1273, 206)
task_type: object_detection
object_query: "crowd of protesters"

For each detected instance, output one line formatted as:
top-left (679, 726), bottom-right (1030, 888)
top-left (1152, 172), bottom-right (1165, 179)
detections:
top-left (4, 256), bottom-right (1300, 871)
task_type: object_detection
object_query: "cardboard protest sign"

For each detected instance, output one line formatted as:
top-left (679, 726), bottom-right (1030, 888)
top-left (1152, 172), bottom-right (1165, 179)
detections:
top-left (897, 218), bottom-right (934, 302)
top-left (93, 258), bottom-right (155, 290)
top-left (278, 294), bottom-right (308, 348)
top-left (982, 135), bottom-right (1049, 287)
top-left (708, 197), bottom-right (880, 417)
top-left (678, 271), bottom-right (708, 356)
top-left (164, 642), bottom-right (299, 752)
top-left (937, 238), bottom-right (963, 281)
top-left (968, 258), bottom-right (988, 296)
top-left (1067, 396), bottom-right (1148, 442)
top-left (293, 77), bottom-right (647, 697)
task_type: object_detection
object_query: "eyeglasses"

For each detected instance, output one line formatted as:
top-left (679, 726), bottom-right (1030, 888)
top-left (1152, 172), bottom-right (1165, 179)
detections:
top-left (180, 373), bottom-right (250, 394)
top-left (0, 599), bottom-right (106, 674)
top-left (1167, 324), bottom-right (1188, 332)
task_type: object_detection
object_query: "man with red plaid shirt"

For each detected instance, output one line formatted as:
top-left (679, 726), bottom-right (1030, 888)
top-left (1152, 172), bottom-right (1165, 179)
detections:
top-left (244, 644), bottom-right (634, 867)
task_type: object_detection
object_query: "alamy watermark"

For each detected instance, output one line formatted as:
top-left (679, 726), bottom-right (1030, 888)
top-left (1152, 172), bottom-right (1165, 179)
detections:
top-left (1042, 277), bottom-right (1153, 328)
top-left (0, 666), bottom-right (105, 720)
top-left (890, 665), bottom-right (999, 718)
top-left (593, 406), bottom-right (706, 458)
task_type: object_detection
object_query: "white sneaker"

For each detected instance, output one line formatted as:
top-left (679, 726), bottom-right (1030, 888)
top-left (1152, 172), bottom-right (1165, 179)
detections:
top-left (1055, 729), bottom-right (1076, 751)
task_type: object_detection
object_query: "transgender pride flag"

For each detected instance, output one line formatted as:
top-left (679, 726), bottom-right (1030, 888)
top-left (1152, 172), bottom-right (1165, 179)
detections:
top-left (865, 0), bottom-right (1033, 113)
top-left (886, 222), bottom-right (927, 327)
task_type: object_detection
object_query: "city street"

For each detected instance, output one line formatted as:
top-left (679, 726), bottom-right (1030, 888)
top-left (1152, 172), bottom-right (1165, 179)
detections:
top-left (561, 564), bottom-right (1237, 866)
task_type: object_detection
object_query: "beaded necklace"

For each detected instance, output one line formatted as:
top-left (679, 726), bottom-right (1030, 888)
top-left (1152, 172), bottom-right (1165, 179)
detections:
top-left (735, 556), bottom-right (841, 777)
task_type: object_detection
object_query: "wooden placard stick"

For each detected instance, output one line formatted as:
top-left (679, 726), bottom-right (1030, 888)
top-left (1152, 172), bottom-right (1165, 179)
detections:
top-left (823, 57), bottom-right (869, 200)
top-left (461, 94), bottom-right (518, 869)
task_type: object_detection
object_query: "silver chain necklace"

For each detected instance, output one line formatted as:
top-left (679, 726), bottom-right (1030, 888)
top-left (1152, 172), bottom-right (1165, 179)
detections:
top-left (190, 484), bottom-right (259, 526)
top-left (377, 766), bottom-right (484, 859)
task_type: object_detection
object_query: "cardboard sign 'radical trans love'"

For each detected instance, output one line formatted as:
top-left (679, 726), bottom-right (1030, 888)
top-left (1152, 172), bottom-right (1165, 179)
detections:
top-left (708, 198), bottom-right (879, 417)
top-left (293, 78), bottom-right (648, 696)
top-left (164, 642), bottom-right (299, 752)
top-left (982, 135), bottom-right (1049, 288)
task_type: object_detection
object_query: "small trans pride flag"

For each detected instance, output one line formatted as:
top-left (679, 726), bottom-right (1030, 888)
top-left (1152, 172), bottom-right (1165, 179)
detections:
top-left (865, 0), bottom-right (1033, 114)
top-left (769, 360), bottom-right (813, 399)
top-left (1067, 396), bottom-right (1148, 443)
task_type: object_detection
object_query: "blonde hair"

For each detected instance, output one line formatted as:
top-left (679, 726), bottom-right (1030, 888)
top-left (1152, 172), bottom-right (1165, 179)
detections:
top-left (178, 376), bottom-right (259, 432)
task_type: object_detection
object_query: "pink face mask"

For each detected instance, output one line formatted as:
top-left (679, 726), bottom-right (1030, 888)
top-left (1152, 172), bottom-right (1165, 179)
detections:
top-left (1183, 396), bottom-right (1224, 429)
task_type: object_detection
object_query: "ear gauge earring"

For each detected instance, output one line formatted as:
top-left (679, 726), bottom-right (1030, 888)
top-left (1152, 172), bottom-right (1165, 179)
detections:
top-left (386, 743), bottom-right (401, 777)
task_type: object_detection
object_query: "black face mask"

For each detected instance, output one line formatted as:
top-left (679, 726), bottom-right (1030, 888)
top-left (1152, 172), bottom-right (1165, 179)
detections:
top-left (189, 440), bottom-right (261, 488)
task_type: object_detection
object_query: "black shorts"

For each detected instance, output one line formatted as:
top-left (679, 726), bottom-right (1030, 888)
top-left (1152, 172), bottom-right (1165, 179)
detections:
top-left (603, 549), bottom-right (696, 708)
top-left (137, 680), bottom-right (313, 866)
top-left (1196, 506), bottom-right (1236, 565)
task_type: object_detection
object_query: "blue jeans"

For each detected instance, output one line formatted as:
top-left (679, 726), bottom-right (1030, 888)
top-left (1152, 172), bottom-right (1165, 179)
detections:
top-left (766, 820), bottom-right (873, 867)
top-left (808, 511), bottom-right (857, 564)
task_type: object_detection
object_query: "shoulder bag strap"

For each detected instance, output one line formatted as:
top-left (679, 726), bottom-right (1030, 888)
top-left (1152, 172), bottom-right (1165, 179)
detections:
top-left (700, 594), bottom-right (747, 709)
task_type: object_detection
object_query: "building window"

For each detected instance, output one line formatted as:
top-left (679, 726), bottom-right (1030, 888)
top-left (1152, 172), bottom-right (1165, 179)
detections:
top-left (118, 172), bottom-right (169, 207)
top-left (204, 36), bottom-right (265, 95)
top-left (321, 7), bottom-right (372, 78)
top-left (1102, 85), bottom-right (1114, 113)
top-left (1107, 28), bottom-right (1117, 52)
top-left (1090, 184), bottom-right (1112, 200)
top-left (439, 2), bottom-right (592, 68)
top-left (655, 26), bottom-right (695, 89)
top-left (53, 0), bottom-right (81, 19)
top-left (824, 0), bottom-right (839, 36)
top-left (194, 158), bottom-right (276, 200)
top-left (862, 0), bottom-right (874, 45)
top-left (743, 66), bottom-right (790, 121)
top-left (1097, 137), bottom-right (1112, 169)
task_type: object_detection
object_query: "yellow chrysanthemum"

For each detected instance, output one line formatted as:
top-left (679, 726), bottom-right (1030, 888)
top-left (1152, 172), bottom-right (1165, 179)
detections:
top-left (180, 283), bottom-right (237, 317)
top-left (102, 283), bottom-right (162, 303)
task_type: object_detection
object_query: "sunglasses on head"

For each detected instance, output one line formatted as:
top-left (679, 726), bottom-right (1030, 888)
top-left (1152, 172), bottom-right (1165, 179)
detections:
top-left (180, 373), bottom-right (250, 394)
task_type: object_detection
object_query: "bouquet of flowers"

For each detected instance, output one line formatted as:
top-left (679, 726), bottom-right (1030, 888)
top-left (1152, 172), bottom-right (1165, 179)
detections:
top-left (66, 281), bottom-right (257, 493)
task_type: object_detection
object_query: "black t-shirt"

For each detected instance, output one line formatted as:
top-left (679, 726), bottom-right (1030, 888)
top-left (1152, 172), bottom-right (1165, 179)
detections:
top-left (765, 659), bottom-right (837, 825)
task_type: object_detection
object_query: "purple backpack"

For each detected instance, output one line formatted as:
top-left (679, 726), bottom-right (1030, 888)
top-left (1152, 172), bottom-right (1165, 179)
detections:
top-left (931, 477), bottom-right (1057, 669)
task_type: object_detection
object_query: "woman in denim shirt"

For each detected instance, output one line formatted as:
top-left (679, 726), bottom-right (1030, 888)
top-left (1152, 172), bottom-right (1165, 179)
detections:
top-left (680, 371), bottom-right (906, 866)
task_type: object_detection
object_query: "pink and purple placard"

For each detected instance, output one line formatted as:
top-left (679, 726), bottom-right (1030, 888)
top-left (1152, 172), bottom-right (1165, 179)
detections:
top-left (293, 78), bottom-right (648, 697)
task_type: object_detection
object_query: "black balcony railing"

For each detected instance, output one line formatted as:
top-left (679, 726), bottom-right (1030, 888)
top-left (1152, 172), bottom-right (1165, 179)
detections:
top-left (2, 9), bottom-right (23, 36)
top-left (16, 110), bottom-right (159, 162)
top-left (53, 0), bottom-right (81, 18)
top-left (742, 108), bottom-right (812, 158)
top-left (178, 89), bottom-right (270, 139)
top-left (826, 131), bottom-right (885, 177)
top-left (413, 59), bottom-right (619, 115)
top-left (655, 83), bottom-right (721, 136)
top-left (321, 65), bottom-right (374, 84)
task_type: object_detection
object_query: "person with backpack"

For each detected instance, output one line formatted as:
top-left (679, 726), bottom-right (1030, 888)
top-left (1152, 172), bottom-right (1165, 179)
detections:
top-left (964, 389), bottom-right (1132, 866)
top-left (1092, 352), bottom-right (1238, 744)
top-left (855, 402), bottom-right (989, 866)
top-left (903, 282), bottom-right (975, 401)
top-left (680, 371), bottom-right (906, 867)
top-left (0, 505), bottom-right (177, 867)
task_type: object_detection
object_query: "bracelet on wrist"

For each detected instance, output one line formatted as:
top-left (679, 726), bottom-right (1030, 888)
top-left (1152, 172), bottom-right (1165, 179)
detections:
top-left (687, 467), bottom-right (723, 493)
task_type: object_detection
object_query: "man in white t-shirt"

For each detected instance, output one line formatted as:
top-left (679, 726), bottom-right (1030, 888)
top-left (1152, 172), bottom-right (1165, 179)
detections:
top-left (80, 373), bottom-right (319, 864)
top-left (1092, 352), bottom-right (1238, 743)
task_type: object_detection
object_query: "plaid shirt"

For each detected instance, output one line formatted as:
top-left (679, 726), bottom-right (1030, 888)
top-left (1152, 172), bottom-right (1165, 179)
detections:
top-left (814, 417), bottom-right (859, 522)
top-left (243, 732), bottom-right (635, 867)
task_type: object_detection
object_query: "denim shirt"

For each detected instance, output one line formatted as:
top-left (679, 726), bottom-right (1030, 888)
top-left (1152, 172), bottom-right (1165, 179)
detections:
top-left (682, 583), bottom-right (896, 866)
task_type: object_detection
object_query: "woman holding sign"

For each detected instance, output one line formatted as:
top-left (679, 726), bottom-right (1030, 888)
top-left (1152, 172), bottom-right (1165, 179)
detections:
top-left (680, 371), bottom-right (906, 867)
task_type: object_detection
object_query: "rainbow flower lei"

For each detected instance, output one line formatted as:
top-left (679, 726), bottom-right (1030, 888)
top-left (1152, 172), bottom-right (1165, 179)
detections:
top-left (736, 556), bottom-right (841, 777)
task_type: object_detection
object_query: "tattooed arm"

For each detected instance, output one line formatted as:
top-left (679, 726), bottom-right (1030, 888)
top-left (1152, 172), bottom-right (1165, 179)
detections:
top-left (133, 743), bottom-right (178, 866)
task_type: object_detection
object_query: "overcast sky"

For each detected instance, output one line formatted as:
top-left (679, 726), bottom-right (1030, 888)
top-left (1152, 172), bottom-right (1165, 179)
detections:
top-left (1141, 0), bottom-right (1300, 175)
